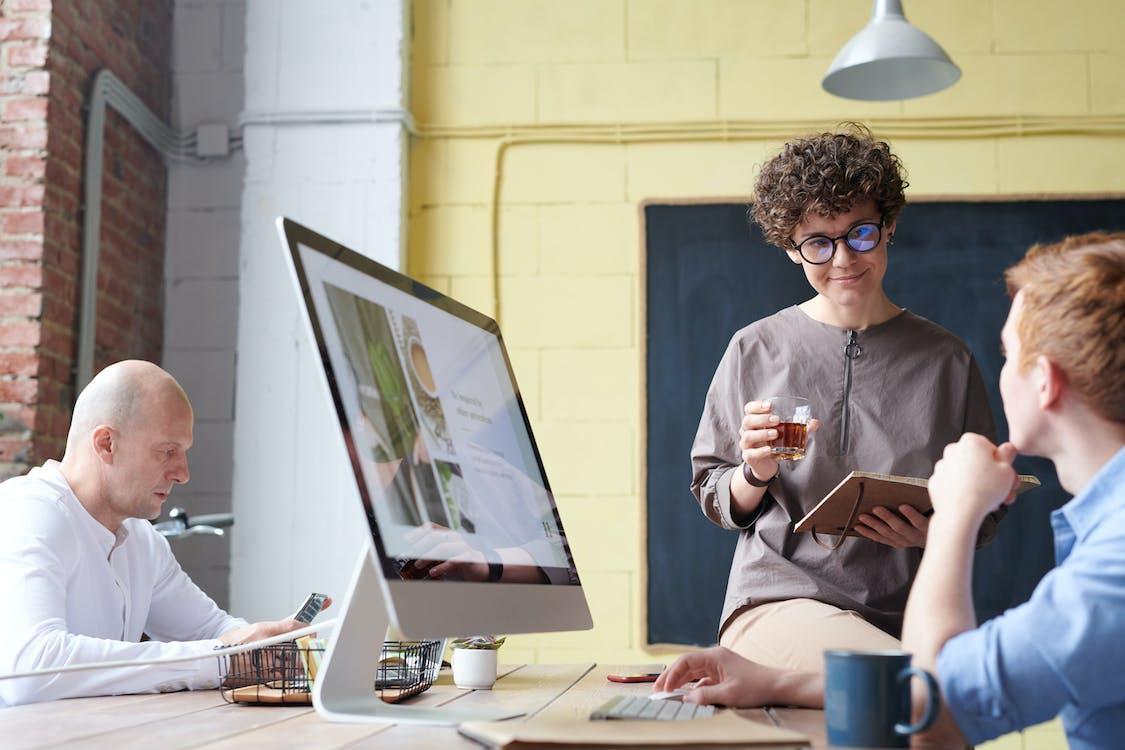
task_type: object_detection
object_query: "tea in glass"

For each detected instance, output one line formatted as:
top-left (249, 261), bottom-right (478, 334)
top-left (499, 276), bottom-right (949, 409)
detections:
top-left (766, 396), bottom-right (811, 461)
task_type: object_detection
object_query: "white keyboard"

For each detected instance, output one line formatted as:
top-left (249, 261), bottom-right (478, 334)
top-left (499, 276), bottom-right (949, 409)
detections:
top-left (589, 695), bottom-right (716, 721)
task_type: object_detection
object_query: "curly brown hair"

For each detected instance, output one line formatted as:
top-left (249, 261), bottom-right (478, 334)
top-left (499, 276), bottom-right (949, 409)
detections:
top-left (1005, 231), bottom-right (1125, 424)
top-left (750, 124), bottom-right (908, 250)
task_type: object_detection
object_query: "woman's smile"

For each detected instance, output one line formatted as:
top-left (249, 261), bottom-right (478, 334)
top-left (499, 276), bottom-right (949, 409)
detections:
top-left (829, 269), bottom-right (868, 284)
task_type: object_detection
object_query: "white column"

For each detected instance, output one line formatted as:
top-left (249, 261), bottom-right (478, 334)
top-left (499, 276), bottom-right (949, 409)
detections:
top-left (232, 0), bottom-right (409, 620)
top-left (164, 0), bottom-right (247, 609)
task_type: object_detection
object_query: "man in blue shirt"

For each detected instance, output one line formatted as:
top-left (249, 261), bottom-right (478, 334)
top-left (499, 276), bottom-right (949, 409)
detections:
top-left (654, 231), bottom-right (1125, 749)
top-left (901, 230), bottom-right (1125, 748)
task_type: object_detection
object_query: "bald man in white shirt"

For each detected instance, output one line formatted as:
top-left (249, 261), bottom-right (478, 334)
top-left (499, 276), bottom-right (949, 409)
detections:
top-left (0, 360), bottom-right (312, 706)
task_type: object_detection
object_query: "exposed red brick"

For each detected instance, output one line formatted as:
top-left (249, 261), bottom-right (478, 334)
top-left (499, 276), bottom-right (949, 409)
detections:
top-left (0, 320), bottom-right (40, 346)
top-left (0, 351), bottom-right (39, 377)
top-left (0, 0), bottom-right (173, 473)
top-left (12, 17), bottom-right (51, 40)
top-left (2, 211), bottom-right (44, 235)
top-left (7, 0), bottom-right (52, 11)
top-left (0, 291), bottom-right (42, 316)
top-left (4, 405), bottom-right (38, 431)
top-left (23, 69), bottom-right (49, 94)
top-left (0, 240), bottom-right (42, 259)
top-left (0, 124), bottom-right (48, 149)
top-left (0, 378), bottom-right (38, 403)
top-left (0, 263), bottom-right (43, 288)
top-left (20, 184), bottom-right (44, 207)
top-left (31, 436), bottom-right (61, 465)
top-left (1, 96), bottom-right (48, 122)
top-left (5, 41), bottom-right (47, 68)
top-left (5, 155), bottom-right (45, 179)
top-left (0, 437), bottom-right (33, 463)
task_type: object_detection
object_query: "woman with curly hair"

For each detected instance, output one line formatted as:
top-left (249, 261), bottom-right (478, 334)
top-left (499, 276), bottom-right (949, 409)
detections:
top-left (690, 125), bottom-right (1001, 673)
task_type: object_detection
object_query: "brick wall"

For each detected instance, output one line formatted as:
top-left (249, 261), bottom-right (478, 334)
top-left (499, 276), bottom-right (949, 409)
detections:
top-left (0, 0), bottom-right (172, 478)
top-left (0, 0), bottom-right (48, 475)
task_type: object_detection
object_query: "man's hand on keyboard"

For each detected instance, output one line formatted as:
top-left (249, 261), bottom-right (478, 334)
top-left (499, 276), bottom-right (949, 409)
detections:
top-left (654, 646), bottom-right (823, 708)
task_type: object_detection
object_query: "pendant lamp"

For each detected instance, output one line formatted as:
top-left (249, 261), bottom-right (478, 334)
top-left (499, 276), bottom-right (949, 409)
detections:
top-left (822, 0), bottom-right (960, 101)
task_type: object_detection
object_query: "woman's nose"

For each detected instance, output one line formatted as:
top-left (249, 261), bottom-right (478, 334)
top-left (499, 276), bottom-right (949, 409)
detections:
top-left (832, 238), bottom-right (856, 266)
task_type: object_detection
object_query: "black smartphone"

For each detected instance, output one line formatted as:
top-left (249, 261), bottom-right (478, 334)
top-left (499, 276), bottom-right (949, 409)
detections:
top-left (294, 592), bottom-right (328, 624)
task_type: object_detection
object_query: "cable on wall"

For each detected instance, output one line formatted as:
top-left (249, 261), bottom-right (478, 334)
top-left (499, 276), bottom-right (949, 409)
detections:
top-left (409, 113), bottom-right (1125, 325)
top-left (77, 69), bottom-right (241, 393)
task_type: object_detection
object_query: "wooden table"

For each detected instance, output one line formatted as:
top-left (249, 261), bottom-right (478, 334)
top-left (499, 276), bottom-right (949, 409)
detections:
top-left (4, 664), bottom-right (828, 749)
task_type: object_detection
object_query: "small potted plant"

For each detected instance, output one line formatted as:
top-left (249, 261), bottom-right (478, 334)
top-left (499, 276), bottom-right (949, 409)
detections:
top-left (450, 636), bottom-right (505, 690)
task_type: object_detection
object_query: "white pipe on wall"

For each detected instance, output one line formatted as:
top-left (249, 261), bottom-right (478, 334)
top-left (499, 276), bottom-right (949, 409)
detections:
top-left (77, 69), bottom-right (236, 393)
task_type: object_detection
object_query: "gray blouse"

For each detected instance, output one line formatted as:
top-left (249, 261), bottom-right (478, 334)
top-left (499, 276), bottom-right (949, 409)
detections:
top-left (691, 306), bottom-right (996, 639)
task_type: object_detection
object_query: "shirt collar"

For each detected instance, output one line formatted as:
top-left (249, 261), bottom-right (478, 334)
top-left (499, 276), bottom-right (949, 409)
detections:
top-left (36, 460), bottom-right (130, 553)
top-left (1057, 446), bottom-right (1125, 542)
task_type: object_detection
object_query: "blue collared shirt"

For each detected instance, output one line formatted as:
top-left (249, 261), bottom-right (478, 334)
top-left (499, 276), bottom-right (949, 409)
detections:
top-left (938, 447), bottom-right (1125, 750)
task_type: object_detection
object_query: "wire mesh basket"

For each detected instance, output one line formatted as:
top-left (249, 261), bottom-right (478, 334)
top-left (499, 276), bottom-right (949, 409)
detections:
top-left (219, 639), bottom-right (443, 706)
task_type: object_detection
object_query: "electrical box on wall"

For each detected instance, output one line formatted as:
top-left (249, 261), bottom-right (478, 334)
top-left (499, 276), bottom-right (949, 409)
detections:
top-left (196, 123), bottom-right (230, 157)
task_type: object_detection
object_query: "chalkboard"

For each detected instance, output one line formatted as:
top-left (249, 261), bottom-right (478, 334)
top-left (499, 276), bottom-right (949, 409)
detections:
top-left (645, 198), bottom-right (1125, 647)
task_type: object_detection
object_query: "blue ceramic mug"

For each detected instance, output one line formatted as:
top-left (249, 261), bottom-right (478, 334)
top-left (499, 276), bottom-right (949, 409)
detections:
top-left (824, 649), bottom-right (940, 748)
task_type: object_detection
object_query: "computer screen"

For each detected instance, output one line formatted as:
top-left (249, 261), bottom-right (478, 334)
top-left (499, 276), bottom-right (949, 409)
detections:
top-left (281, 217), bottom-right (592, 723)
top-left (280, 217), bottom-right (591, 649)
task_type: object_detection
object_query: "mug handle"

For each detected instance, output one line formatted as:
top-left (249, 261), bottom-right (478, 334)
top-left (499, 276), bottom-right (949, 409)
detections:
top-left (895, 666), bottom-right (940, 736)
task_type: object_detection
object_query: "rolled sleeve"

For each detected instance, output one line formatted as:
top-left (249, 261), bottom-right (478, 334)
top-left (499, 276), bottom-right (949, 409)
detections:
top-left (937, 613), bottom-right (1069, 744)
top-left (935, 537), bottom-right (1125, 746)
top-left (714, 467), bottom-right (766, 530)
top-left (691, 333), bottom-right (761, 533)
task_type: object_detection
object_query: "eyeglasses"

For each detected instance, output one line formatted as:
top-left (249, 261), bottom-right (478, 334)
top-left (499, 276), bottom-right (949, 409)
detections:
top-left (791, 221), bottom-right (883, 264)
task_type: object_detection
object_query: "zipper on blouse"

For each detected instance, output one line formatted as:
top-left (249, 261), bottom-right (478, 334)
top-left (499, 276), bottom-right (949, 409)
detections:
top-left (840, 330), bottom-right (863, 454)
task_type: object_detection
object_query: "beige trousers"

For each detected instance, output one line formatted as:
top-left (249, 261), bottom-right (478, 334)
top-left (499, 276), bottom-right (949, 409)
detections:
top-left (719, 598), bottom-right (900, 675)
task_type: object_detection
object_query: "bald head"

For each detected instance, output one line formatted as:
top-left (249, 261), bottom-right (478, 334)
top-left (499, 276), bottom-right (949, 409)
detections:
top-left (67, 360), bottom-right (190, 449)
top-left (60, 360), bottom-right (194, 530)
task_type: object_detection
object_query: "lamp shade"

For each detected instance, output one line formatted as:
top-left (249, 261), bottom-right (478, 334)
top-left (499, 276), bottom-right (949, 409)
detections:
top-left (822, 0), bottom-right (960, 101)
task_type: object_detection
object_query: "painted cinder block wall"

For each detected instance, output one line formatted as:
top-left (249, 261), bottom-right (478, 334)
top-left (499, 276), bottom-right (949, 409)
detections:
top-left (407, 6), bottom-right (1122, 747)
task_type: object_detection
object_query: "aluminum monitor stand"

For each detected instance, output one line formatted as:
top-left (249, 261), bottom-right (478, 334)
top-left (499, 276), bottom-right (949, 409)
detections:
top-left (312, 548), bottom-right (524, 725)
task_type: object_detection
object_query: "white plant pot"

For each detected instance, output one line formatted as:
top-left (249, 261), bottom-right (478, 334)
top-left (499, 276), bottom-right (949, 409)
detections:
top-left (452, 648), bottom-right (498, 690)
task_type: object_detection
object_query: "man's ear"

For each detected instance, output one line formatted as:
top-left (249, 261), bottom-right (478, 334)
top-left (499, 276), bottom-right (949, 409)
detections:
top-left (784, 247), bottom-right (803, 265)
top-left (91, 425), bottom-right (116, 464)
top-left (1035, 355), bottom-right (1067, 410)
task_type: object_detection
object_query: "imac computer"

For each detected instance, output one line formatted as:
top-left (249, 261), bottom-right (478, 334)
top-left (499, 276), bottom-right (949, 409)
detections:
top-left (278, 218), bottom-right (593, 724)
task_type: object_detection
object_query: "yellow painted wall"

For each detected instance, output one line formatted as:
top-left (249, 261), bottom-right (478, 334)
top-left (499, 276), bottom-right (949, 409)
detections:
top-left (408, 1), bottom-right (1124, 746)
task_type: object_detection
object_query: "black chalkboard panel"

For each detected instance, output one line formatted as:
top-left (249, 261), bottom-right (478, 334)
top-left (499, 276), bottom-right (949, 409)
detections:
top-left (645, 199), bottom-right (1124, 647)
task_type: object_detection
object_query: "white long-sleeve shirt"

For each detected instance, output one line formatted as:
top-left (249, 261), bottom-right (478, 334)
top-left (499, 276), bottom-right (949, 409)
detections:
top-left (0, 460), bottom-right (248, 706)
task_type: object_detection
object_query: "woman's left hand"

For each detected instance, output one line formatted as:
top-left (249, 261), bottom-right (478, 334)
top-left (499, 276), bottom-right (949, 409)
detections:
top-left (854, 504), bottom-right (929, 548)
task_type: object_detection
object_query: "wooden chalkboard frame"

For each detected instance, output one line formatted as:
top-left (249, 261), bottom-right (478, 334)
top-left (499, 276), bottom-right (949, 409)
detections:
top-left (639, 193), bottom-right (1125, 652)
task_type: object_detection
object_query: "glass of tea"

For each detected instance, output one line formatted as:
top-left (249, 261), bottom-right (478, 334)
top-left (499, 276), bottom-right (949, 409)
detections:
top-left (766, 396), bottom-right (812, 461)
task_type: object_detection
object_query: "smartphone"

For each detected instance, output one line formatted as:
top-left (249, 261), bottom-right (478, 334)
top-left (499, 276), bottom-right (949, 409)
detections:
top-left (294, 592), bottom-right (328, 624)
top-left (606, 666), bottom-right (663, 683)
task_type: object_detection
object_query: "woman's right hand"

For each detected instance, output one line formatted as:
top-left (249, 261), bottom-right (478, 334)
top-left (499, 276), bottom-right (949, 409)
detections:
top-left (739, 400), bottom-right (819, 482)
top-left (739, 400), bottom-right (782, 482)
